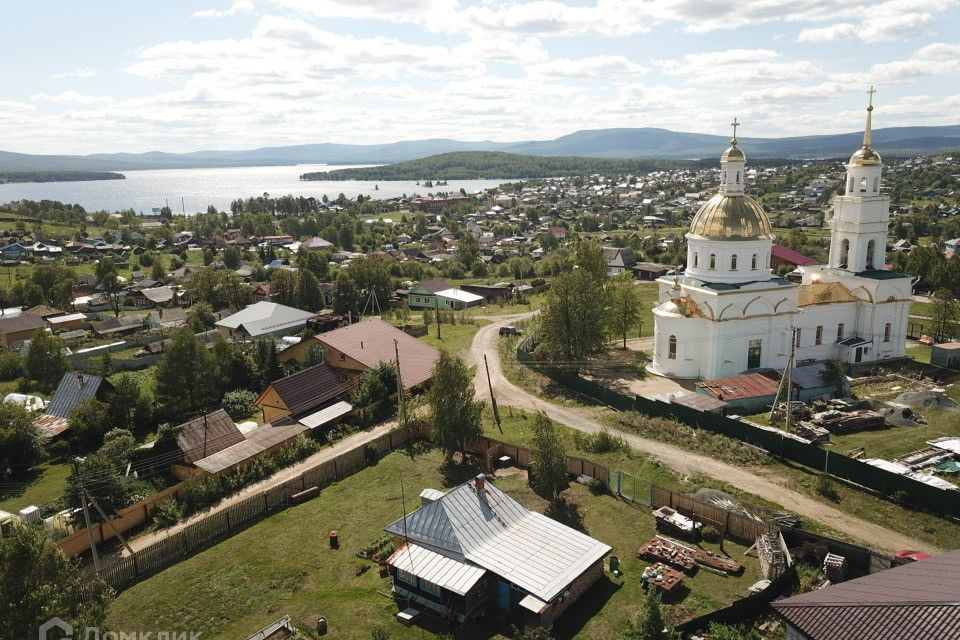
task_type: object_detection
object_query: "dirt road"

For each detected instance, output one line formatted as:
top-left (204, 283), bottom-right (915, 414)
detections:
top-left (470, 313), bottom-right (935, 553)
top-left (121, 421), bottom-right (396, 556)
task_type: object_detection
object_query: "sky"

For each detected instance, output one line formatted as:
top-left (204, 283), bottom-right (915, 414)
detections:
top-left (2, 0), bottom-right (959, 154)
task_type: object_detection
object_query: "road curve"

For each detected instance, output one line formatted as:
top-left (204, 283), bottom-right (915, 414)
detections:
top-left (470, 313), bottom-right (936, 554)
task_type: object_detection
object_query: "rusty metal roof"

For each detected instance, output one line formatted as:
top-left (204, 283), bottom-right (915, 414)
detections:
top-left (696, 372), bottom-right (781, 401)
top-left (773, 550), bottom-right (960, 640)
top-left (194, 422), bottom-right (307, 475)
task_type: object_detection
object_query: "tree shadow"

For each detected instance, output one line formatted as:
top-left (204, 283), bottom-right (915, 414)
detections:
top-left (545, 496), bottom-right (587, 534)
top-left (439, 454), bottom-right (483, 488)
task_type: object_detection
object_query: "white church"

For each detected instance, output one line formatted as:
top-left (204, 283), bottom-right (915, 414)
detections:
top-left (649, 92), bottom-right (914, 380)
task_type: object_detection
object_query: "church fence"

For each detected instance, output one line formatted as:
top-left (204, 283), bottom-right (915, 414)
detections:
top-left (517, 345), bottom-right (960, 517)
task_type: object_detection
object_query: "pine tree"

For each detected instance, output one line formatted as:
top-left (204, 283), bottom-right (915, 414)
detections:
top-left (623, 589), bottom-right (673, 640)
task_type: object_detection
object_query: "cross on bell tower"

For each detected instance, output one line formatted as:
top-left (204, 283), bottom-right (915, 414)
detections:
top-left (730, 117), bottom-right (739, 143)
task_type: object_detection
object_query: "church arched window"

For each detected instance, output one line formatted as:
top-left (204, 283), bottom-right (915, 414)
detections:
top-left (873, 177), bottom-right (879, 193)
top-left (866, 239), bottom-right (876, 270)
top-left (709, 254), bottom-right (716, 269)
top-left (884, 322), bottom-right (891, 342)
top-left (736, 171), bottom-right (740, 184)
top-left (668, 335), bottom-right (677, 359)
top-left (848, 177), bottom-right (854, 193)
top-left (693, 253), bottom-right (699, 268)
top-left (839, 239), bottom-right (849, 269)
top-left (751, 254), bottom-right (758, 270)
top-left (859, 177), bottom-right (867, 193)
top-left (731, 254), bottom-right (738, 270)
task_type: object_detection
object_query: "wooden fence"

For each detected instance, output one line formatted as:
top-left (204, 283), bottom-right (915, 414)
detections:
top-left (469, 435), bottom-right (610, 487)
top-left (651, 485), bottom-right (776, 544)
top-left (85, 427), bottom-right (422, 591)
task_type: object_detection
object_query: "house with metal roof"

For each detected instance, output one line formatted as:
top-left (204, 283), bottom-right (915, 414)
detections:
top-left (34, 373), bottom-right (115, 438)
top-left (772, 549), bottom-right (960, 640)
top-left (307, 317), bottom-right (439, 391)
top-left (384, 474), bottom-right (611, 630)
top-left (255, 363), bottom-right (351, 423)
top-left (0, 313), bottom-right (45, 347)
top-left (214, 301), bottom-right (315, 340)
top-left (175, 409), bottom-right (245, 464)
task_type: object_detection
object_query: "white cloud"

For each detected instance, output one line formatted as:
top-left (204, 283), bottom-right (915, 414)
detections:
top-left (50, 67), bottom-right (97, 79)
top-left (835, 42), bottom-right (960, 84)
top-left (193, 0), bottom-right (256, 18)
top-left (31, 91), bottom-right (113, 105)
top-left (657, 49), bottom-right (819, 85)
top-left (268, 0), bottom-right (458, 29)
top-left (527, 55), bottom-right (648, 79)
top-left (796, 23), bottom-right (857, 43)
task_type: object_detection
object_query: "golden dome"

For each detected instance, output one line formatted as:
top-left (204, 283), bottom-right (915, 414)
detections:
top-left (849, 146), bottom-right (881, 166)
top-left (721, 143), bottom-right (745, 162)
top-left (688, 193), bottom-right (773, 239)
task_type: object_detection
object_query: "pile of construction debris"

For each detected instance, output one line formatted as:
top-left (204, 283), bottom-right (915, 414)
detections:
top-left (804, 408), bottom-right (886, 434)
top-left (893, 389), bottom-right (960, 412)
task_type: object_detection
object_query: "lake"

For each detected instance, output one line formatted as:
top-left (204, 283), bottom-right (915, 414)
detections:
top-left (0, 164), bottom-right (510, 213)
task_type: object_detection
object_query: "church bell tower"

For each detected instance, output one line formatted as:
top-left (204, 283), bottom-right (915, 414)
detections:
top-left (827, 86), bottom-right (890, 273)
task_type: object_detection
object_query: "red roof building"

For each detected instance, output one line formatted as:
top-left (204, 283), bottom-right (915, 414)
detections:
top-left (771, 243), bottom-right (819, 270)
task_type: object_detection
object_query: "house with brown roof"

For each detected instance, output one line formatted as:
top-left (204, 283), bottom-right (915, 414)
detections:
top-left (175, 409), bottom-right (245, 464)
top-left (255, 364), bottom-right (350, 423)
top-left (772, 549), bottom-right (960, 640)
top-left (0, 314), bottom-right (45, 347)
top-left (284, 318), bottom-right (439, 391)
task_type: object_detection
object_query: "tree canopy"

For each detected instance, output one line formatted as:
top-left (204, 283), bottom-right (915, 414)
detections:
top-left (427, 351), bottom-right (483, 459)
top-left (529, 413), bottom-right (567, 500)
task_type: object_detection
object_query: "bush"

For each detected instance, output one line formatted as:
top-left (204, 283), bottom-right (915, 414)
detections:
top-left (152, 498), bottom-right (183, 529)
top-left (816, 473), bottom-right (839, 501)
top-left (572, 429), bottom-right (627, 454)
top-left (0, 349), bottom-right (22, 381)
top-left (891, 489), bottom-right (910, 506)
top-left (222, 389), bottom-right (258, 420)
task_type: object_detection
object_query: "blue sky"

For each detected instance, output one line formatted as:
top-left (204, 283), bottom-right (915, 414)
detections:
top-left (2, 0), bottom-right (959, 154)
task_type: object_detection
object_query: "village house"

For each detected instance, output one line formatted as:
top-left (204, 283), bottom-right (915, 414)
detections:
top-left (406, 278), bottom-right (485, 310)
top-left (255, 363), bottom-right (351, 424)
top-left (285, 317), bottom-right (439, 391)
top-left (33, 373), bottom-right (115, 438)
top-left (384, 474), bottom-right (611, 630)
top-left (603, 246), bottom-right (637, 277)
top-left (0, 314), bottom-right (45, 348)
top-left (214, 301), bottom-right (315, 341)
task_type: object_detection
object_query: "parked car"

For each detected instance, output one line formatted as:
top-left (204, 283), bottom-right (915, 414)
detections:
top-left (895, 550), bottom-right (932, 562)
top-left (499, 325), bottom-right (523, 337)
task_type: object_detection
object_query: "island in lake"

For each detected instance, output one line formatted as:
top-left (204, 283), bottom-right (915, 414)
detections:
top-left (0, 170), bottom-right (125, 184)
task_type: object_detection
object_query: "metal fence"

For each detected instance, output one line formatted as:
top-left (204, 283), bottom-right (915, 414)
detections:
top-left (518, 344), bottom-right (960, 517)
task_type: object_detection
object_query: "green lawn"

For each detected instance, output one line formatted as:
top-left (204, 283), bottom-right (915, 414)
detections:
top-left (0, 462), bottom-right (72, 513)
top-left (418, 320), bottom-right (488, 357)
top-left (828, 407), bottom-right (960, 460)
top-left (106, 445), bottom-right (761, 639)
top-left (906, 344), bottom-right (932, 364)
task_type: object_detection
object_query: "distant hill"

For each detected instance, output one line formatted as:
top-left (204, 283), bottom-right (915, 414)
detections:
top-left (300, 151), bottom-right (694, 181)
top-left (2, 125), bottom-right (959, 175)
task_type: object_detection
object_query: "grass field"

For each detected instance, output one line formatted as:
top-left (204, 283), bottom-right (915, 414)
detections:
top-left (105, 444), bottom-right (761, 639)
top-left (418, 319), bottom-right (488, 357)
top-left (0, 462), bottom-right (71, 513)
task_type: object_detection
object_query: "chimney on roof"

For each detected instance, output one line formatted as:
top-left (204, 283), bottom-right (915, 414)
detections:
top-left (474, 473), bottom-right (485, 492)
top-left (360, 340), bottom-right (364, 349)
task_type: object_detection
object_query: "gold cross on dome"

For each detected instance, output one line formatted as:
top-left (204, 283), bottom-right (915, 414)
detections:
top-left (867, 85), bottom-right (877, 108)
top-left (731, 117), bottom-right (740, 140)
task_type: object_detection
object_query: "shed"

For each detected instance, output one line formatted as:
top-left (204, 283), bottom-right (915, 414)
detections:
top-left (175, 409), bottom-right (245, 464)
top-left (256, 364), bottom-right (348, 423)
top-left (695, 372), bottom-right (785, 414)
top-left (931, 341), bottom-right (960, 369)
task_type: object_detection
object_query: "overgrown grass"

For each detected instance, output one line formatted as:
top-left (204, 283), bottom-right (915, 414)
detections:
top-left (496, 336), bottom-right (593, 407)
top-left (415, 318), bottom-right (488, 357)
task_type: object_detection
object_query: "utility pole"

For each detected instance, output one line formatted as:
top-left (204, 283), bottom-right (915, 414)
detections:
top-left (393, 338), bottom-right (406, 429)
top-left (86, 490), bottom-right (135, 557)
top-left (434, 296), bottom-right (441, 340)
top-left (484, 354), bottom-right (502, 432)
top-left (785, 327), bottom-right (797, 431)
top-left (74, 457), bottom-right (100, 571)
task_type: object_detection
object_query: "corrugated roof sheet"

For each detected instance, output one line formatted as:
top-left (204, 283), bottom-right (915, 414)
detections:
top-left (194, 422), bottom-right (307, 475)
top-left (267, 364), bottom-right (347, 417)
top-left (317, 318), bottom-right (439, 390)
top-left (33, 413), bottom-right (70, 438)
top-left (385, 478), bottom-right (611, 602)
top-left (798, 281), bottom-right (858, 306)
top-left (215, 301), bottom-right (314, 337)
top-left (46, 373), bottom-right (110, 418)
top-left (297, 400), bottom-right (353, 429)
top-left (772, 243), bottom-right (819, 266)
top-left (768, 362), bottom-right (831, 390)
top-left (387, 543), bottom-right (487, 596)
top-left (696, 372), bottom-right (780, 401)
top-left (773, 550), bottom-right (960, 640)
top-left (176, 409), bottom-right (244, 463)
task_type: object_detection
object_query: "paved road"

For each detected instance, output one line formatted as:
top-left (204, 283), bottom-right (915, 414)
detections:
top-left (470, 313), bottom-right (935, 554)
top-left (121, 421), bottom-right (397, 556)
